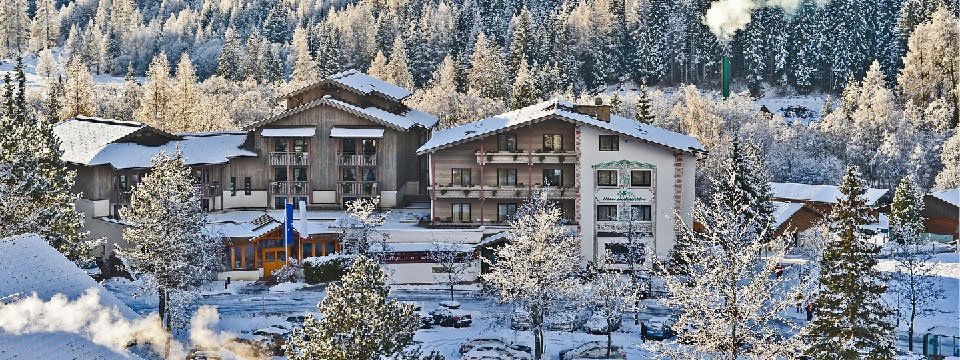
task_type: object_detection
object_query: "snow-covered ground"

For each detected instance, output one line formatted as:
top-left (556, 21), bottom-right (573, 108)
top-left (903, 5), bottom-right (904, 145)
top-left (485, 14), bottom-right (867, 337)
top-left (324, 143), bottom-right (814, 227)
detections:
top-left (877, 251), bottom-right (960, 351)
top-left (0, 53), bottom-right (134, 91)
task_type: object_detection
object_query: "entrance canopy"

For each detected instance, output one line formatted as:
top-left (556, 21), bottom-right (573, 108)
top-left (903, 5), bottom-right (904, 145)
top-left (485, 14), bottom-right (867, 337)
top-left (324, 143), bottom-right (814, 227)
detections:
top-left (330, 127), bottom-right (385, 139)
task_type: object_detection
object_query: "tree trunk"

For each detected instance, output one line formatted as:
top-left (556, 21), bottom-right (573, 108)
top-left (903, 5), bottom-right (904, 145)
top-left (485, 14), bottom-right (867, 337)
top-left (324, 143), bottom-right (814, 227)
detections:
top-left (606, 319), bottom-right (613, 358)
top-left (158, 288), bottom-right (170, 359)
top-left (908, 301), bottom-right (916, 351)
top-left (534, 328), bottom-right (543, 360)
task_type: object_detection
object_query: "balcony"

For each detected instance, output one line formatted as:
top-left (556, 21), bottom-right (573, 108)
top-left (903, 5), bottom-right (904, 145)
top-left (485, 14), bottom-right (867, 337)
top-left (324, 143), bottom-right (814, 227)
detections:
top-left (596, 221), bottom-right (654, 237)
top-left (193, 184), bottom-right (221, 197)
top-left (476, 151), bottom-right (577, 165)
top-left (271, 181), bottom-right (309, 195)
top-left (270, 152), bottom-right (309, 166)
top-left (430, 185), bottom-right (577, 199)
top-left (339, 181), bottom-right (378, 196)
top-left (338, 154), bottom-right (377, 166)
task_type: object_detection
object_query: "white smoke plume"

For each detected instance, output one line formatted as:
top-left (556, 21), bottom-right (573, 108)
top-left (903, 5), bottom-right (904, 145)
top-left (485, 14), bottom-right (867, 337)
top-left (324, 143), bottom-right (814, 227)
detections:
top-left (0, 289), bottom-right (263, 359)
top-left (704, 0), bottom-right (816, 45)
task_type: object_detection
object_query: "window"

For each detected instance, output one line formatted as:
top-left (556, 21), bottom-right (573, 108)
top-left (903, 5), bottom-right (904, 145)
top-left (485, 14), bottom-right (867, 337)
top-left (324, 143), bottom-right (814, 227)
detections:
top-left (274, 138), bottom-right (288, 152)
top-left (497, 203), bottom-right (517, 222)
top-left (274, 167), bottom-right (288, 182)
top-left (230, 176), bottom-right (237, 196)
top-left (452, 168), bottom-right (472, 186)
top-left (303, 243), bottom-right (313, 258)
top-left (274, 197), bottom-right (286, 209)
top-left (201, 168), bottom-right (210, 183)
top-left (117, 174), bottom-right (128, 191)
top-left (293, 138), bottom-right (308, 153)
top-left (597, 205), bottom-right (619, 221)
top-left (244, 177), bottom-right (251, 195)
top-left (293, 167), bottom-right (308, 181)
top-left (452, 203), bottom-right (472, 222)
top-left (498, 134), bottom-right (517, 152)
top-left (277, 250), bottom-right (286, 262)
top-left (362, 168), bottom-right (376, 181)
top-left (543, 169), bottom-right (562, 186)
top-left (244, 244), bottom-right (254, 269)
top-left (630, 205), bottom-right (652, 221)
top-left (631, 170), bottom-right (652, 187)
top-left (265, 251), bottom-right (275, 262)
top-left (362, 139), bottom-right (377, 155)
top-left (233, 246), bottom-right (242, 269)
top-left (342, 168), bottom-right (357, 182)
top-left (597, 170), bottom-right (618, 187)
top-left (599, 135), bottom-right (619, 151)
top-left (543, 134), bottom-right (563, 152)
top-left (341, 138), bottom-right (356, 154)
top-left (498, 169), bottom-right (517, 186)
top-left (325, 242), bottom-right (336, 255)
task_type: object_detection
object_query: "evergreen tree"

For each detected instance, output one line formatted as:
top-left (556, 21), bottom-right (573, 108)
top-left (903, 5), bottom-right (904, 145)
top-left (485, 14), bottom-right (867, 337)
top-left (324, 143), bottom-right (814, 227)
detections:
top-left (120, 150), bottom-right (222, 331)
top-left (290, 26), bottom-right (318, 83)
top-left (171, 53), bottom-right (199, 132)
top-left (61, 59), bottom-right (96, 119)
top-left (137, 53), bottom-right (173, 131)
top-left (118, 64), bottom-right (141, 121)
top-left (508, 6), bottom-right (533, 79)
top-left (0, 0), bottom-right (29, 57)
top-left (367, 50), bottom-right (389, 81)
top-left (804, 166), bottom-right (895, 359)
top-left (510, 57), bottom-right (537, 109)
top-left (788, 0), bottom-right (826, 93)
top-left (712, 138), bottom-right (775, 243)
top-left (216, 27), bottom-right (244, 81)
top-left (898, 6), bottom-right (960, 127)
top-left (286, 255), bottom-right (419, 360)
top-left (467, 33), bottom-right (508, 100)
top-left (263, 2), bottom-right (290, 43)
top-left (29, 0), bottom-right (60, 53)
top-left (243, 31), bottom-right (267, 83)
top-left (635, 84), bottom-right (654, 124)
top-left (934, 131), bottom-right (960, 190)
top-left (315, 23), bottom-right (343, 78)
top-left (385, 36), bottom-right (414, 89)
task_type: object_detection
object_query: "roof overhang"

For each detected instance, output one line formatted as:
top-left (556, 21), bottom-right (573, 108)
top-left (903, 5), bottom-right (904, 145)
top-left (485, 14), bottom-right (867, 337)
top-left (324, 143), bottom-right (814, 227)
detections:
top-left (261, 127), bottom-right (317, 138)
top-left (330, 127), bottom-right (385, 138)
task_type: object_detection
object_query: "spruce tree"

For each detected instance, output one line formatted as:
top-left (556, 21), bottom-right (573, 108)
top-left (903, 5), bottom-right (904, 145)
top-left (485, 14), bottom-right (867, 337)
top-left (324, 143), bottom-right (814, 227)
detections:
top-left (635, 84), bottom-right (654, 124)
top-left (467, 32), bottom-right (508, 100)
top-left (286, 255), bottom-right (419, 360)
top-left (385, 36), bottom-right (414, 89)
top-left (510, 56), bottom-right (537, 109)
top-left (805, 166), bottom-right (895, 359)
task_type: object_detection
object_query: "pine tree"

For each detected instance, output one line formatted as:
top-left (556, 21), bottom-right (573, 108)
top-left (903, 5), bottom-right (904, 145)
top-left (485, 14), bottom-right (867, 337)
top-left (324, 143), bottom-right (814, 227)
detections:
top-left (118, 64), bottom-right (141, 121)
top-left (243, 31), bottom-right (267, 83)
top-left (120, 150), bottom-right (222, 331)
top-left (788, 0), bottom-right (825, 93)
top-left (510, 57), bottom-right (537, 109)
top-left (804, 166), bottom-right (895, 359)
top-left (0, 0), bottom-right (29, 57)
top-left (290, 26), bottom-right (318, 83)
top-left (29, 0), bottom-right (60, 53)
top-left (385, 36), bottom-right (414, 89)
top-left (61, 59), bottom-right (96, 119)
top-left (263, 2), bottom-right (290, 44)
top-left (467, 32), bottom-right (508, 101)
top-left (286, 255), bottom-right (419, 360)
top-left (507, 6), bottom-right (533, 79)
top-left (898, 6), bottom-right (960, 127)
top-left (217, 27), bottom-right (244, 81)
top-left (36, 48), bottom-right (57, 78)
top-left (889, 176), bottom-right (946, 352)
top-left (137, 53), bottom-right (173, 130)
top-left (934, 131), bottom-right (960, 190)
top-left (635, 84), bottom-right (654, 124)
top-left (367, 50), bottom-right (389, 81)
top-left (483, 191), bottom-right (582, 360)
top-left (171, 53), bottom-right (199, 132)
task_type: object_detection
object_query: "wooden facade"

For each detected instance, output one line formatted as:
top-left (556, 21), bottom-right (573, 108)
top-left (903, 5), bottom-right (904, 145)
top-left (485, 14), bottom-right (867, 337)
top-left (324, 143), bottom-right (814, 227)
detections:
top-left (224, 226), bottom-right (340, 277)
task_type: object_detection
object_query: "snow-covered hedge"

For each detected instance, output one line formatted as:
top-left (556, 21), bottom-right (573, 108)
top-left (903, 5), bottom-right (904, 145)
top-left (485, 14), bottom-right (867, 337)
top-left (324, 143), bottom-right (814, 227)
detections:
top-left (303, 255), bottom-right (352, 284)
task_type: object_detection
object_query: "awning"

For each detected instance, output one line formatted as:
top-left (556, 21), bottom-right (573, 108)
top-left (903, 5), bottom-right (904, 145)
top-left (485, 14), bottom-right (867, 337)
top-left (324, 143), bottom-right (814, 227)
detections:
top-left (261, 127), bottom-right (316, 137)
top-left (329, 127), bottom-right (385, 138)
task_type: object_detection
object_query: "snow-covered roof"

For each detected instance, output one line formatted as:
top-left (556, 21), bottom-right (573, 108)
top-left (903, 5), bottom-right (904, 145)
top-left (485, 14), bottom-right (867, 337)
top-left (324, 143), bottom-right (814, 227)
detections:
top-left (771, 182), bottom-right (889, 205)
top-left (367, 242), bottom-right (476, 253)
top-left (54, 116), bottom-right (154, 165)
top-left (261, 127), bottom-right (317, 138)
top-left (329, 127), bottom-right (385, 138)
top-left (416, 100), bottom-right (704, 154)
top-left (0, 234), bottom-right (142, 359)
top-left (930, 188), bottom-right (959, 208)
top-left (328, 69), bottom-right (412, 101)
top-left (88, 132), bottom-right (256, 170)
top-left (772, 202), bottom-right (805, 229)
top-left (322, 96), bottom-right (438, 130)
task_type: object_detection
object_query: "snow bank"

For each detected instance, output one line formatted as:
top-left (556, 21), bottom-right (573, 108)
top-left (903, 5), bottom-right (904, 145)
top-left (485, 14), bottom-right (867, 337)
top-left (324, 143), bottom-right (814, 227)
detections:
top-left (269, 282), bottom-right (307, 293)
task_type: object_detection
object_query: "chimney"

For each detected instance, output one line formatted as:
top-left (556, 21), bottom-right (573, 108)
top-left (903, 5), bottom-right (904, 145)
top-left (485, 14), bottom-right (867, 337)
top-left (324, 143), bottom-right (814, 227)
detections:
top-left (574, 98), bottom-right (611, 122)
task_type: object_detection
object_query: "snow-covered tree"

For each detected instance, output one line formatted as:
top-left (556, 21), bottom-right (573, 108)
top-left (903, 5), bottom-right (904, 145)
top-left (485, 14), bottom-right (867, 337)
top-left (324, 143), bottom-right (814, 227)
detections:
top-left (290, 26), bottom-right (318, 83)
top-left (898, 6), bottom-right (960, 127)
top-left (286, 255), bottom-right (419, 360)
top-left (136, 53), bottom-right (173, 130)
top-left (428, 240), bottom-right (474, 301)
top-left (804, 166), bottom-right (895, 359)
top-left (216, 27), bottom-right (244, 82)
top-left (0, 0), bottom-right (29, 57)
top-left (120, 150), bottom-right (222, 331)
top-left (935, 131), bottom-right (960, 190)
top-left (61, 59), bottom-right (96, 119)
top-left (889, 176), bottom-right (945, 352)
top-left (584, 251), bottom-right (631, 358)
top-left (339, 197), bottom-right (389, 258)
top-left (660, 152), bottom-right (805, 359)
top-left (634, 84), bottom-right (654, 124)
top-left (483, 190), bottom-right (582, 359)
top-left (510, 56), bottom-right (537, 109)
top-left (467, 32), bottom-right (508, 101)
top-left (366, 50), bottom-right (389, 81)
top-left (29, 0), bottom-right (60, 53)
top-left (170, 53), bottom-right (200, 132)
top-left (36, 49), bottom-right (57, 79)
top-left (385, 36), bottom-right (414, 89)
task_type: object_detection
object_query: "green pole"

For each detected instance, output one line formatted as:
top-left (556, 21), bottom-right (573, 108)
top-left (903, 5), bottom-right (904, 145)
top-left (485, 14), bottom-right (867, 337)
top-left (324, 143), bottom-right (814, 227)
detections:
top-left (722, 56), bottom-right (731, 99)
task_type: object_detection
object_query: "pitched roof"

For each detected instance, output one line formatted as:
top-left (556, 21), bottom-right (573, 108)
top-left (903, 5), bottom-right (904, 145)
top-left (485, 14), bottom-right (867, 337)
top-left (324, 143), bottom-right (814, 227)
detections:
top-left (0, 233), bottom-right (142, 359)
top-left (282, 69), bottom-right (413, 102)
top-left (771, 182), bottom-right (889, 205)
top-left (249, 95), bottom-right (438, 131)
top-left (54, 117), bottom-right (257, 170)
top-left (930, 188), bottom-right (959, 208)
top-left (416, 100), bottom-right (705, 154)
top-left (772, 201), bottom-right (806, 229)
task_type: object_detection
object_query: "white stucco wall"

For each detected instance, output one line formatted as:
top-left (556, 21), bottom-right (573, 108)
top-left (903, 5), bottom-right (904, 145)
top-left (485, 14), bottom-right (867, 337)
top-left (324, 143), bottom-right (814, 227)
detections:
top-left (222, 190), bottom-right (268, 209)
top-left (577, 125), bottom-right (696, 261)
top-left (384, 261), bottom-right (481, 285)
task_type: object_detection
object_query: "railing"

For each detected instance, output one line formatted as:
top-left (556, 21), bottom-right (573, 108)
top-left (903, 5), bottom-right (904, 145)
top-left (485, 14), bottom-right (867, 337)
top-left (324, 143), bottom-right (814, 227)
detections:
top-left (338, 181), bottom-right (378, 196)
top-left (476, 151), bottom-right (577, 165)
top-left (429, 185), bottom-right (577, 199)
top-left (337, 154), bottom-right (377, 166)
top-left (596, 221), bottom-right (654, 237)
top-left (193, 184), bottom-right (221, 197)
top-left (271, 181), bottom-right (309, 195)
top-left (270, 152), bottom-right (309, 166)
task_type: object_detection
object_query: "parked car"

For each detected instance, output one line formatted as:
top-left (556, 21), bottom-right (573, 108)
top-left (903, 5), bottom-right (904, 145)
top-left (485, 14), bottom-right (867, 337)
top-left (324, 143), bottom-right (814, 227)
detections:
top-left (546, 305), bottom-right (590, 332)
top-left (643, 316), bottom-right (675, 340)
top-left (439, 300), bottom-right (461, 309)
top-left (559, 341), bottom-right (627, 360)
top-left (185, 348), bottom-right (223, 360)
top-left (584, 313), bottom-right (622, 335)
top-left (460, 338), bottom-right (532, 355)
top-left (460, 338), bottom-right (532, 360)
top-left (430, 306), bottom-right (472, 328)
top-left (510, 309), bottom-right (532, 331)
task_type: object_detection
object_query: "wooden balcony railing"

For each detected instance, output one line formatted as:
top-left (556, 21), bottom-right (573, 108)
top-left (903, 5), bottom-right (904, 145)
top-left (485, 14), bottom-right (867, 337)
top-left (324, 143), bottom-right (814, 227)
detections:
top-left (270, 152), bottom-right (309, 166)
top-left (337, 154), bottom-right (377, 166)
top-left (429, 185), bottom-right (577, 199)
top-left (338, 181), bottom-right (378, 196)
top-left (476, 151), bottom-right (577, 165)
top-left (271, 181), bottom-right (309, 195)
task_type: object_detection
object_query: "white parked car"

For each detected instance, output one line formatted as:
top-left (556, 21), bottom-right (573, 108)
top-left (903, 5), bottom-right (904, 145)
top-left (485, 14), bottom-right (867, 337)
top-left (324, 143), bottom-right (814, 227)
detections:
top-left (584, 313), bottom-right (622, 334)
top-left (559, 341), bottom-right (627, 360)
top-left (643, 316), bottom-right (676, 340)
top-left (460, 338), bottom-right (532, 360)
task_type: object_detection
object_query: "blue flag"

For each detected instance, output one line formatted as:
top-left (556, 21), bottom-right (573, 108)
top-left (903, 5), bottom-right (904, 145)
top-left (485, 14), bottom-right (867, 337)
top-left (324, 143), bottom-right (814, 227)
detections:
top-left (284, 202), bottom-right (295, 246)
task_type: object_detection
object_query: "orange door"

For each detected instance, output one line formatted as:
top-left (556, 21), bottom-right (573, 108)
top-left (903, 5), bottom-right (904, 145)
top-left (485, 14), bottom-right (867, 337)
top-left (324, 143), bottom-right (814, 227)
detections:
top-left (261, 247), bottom-right (287, 278)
